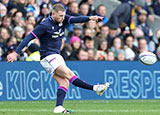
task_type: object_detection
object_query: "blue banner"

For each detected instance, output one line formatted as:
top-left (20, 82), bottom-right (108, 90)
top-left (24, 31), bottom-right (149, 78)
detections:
top-left (0, 61), bottom-right (160, 101)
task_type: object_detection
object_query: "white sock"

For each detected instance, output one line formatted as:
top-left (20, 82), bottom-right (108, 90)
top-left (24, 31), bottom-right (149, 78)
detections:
top-left (93, 85), bottom-right (97, 91)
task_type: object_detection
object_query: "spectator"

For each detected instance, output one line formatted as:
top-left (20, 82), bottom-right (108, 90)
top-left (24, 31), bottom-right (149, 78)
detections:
top-left (70, 36), bottom-right (81, 51)
top-left (117, 49), bottom-right (125, 61)
top-left (40, 0), bottom-right (53, 11)
top-left (69, 36), bottom-right (81, 60)
top-left (12, 11), bottom-right (25, 27)
top-left (1, 15), bottom-right (12, 30)
top-left (136, 38), bottom-right (148, 58)
top-left (109, 37), bottom-right (124, 58)
top-left (79, 0), bottom-right (96, 15)
top-left (0, 3), bottom-right (7, 18)
top-left (68, 24), bottom-right (83, 39)
top-left (0, 27), bottom-right (10, 45)
top-left (138, 9), bottom-right (153, 44)
top-left (25, 16), bottom-right (36, 26)
top-left (67, 2), bottom-right (79, 16)
top-left (95, 25), bottom-right (109, 48)
top-left (95, 39), bottom-right (108, 60)
top-left (79, 3), bottom-right (90, 16)
top-left (83, 28), bottom-right (94, 38)
top-left (96, 4), bottom-right (108, 26)
top-left (124, 34), bottom-right (137, 53)
top-left (107, 51), bottom-right (115, 61)
top-left (37, 3), bottom-right (50, 24)
top-left (25, 43), bottom-right (40, 61)
top-left (77, 48), bottom-right (88, 60)
top-left (13, 26), bottom-right (24, 45)
top-left (87, 48), bottom-right (95, 60)
top-left (83, 36), bottom-right (94, 49)
top-left (106, 3), bottom-right (132, 30)
top-left (107, 0), bottom-right (146, 31)
top-left (98, 39), bottom-right (108, 52)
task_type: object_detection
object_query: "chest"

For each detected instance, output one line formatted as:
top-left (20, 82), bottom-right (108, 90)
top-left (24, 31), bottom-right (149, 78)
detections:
top-left (46, 23), bottom-right (65, 39)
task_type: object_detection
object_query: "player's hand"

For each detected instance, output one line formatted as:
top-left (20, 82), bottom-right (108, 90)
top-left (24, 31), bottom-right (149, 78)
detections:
top-left (89, 16), bottom-right (103, 21)
top-left (7, 51), bottom-right (18, 63)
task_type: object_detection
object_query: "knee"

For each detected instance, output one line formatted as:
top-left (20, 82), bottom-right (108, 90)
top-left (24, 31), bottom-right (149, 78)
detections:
top-left (59, 79), bottom-right (70, 89)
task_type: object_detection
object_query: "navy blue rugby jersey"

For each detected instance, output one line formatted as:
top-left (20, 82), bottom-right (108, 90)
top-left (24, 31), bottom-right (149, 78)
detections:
top-left (16, 15), bottom-right (90, 59)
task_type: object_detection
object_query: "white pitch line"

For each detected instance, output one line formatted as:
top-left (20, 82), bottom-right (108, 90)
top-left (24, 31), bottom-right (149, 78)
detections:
top-left (0, 109), bottom-right (160, 113)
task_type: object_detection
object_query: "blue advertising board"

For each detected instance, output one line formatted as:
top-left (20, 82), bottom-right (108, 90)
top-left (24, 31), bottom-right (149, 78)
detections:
top-left (0, 61), bottom-right (160, 101)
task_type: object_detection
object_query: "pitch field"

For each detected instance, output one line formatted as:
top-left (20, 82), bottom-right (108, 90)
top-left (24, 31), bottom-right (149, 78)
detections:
top-left (0, 100), bottom-right (160, 115)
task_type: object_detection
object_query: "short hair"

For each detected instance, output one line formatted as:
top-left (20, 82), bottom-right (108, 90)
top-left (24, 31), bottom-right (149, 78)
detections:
top-left (124, 34), bottom-right (134, 41)
top-left (97, 4), bottom-right (106, 11)
top-left (52, 3), bottom-right (65, 13)
top-left (83, 36), bottom-right (93, 43)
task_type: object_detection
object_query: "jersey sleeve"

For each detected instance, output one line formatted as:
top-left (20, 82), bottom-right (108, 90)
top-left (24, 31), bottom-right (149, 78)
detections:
top-left (15, 23), bottom-right (46, 54)
top-left (31, 23), bottom-right (46, 39)
top-left (15, 33), bottom-right (35, 54)
top-left (65, 15), bottom-right (90, 24)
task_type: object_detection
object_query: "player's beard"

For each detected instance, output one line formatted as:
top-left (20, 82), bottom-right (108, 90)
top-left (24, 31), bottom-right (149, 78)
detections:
top-left (55, 17), bottom-right (63, 24)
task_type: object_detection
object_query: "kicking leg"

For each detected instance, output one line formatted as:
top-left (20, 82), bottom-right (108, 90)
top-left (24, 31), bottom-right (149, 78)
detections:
top-left (55, 64), bottom-right (93, 90)
top-left (55, 64), bottom-right (110, 96)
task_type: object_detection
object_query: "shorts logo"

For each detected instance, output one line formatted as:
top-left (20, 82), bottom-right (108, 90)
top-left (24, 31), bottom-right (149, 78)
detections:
top-left (52, 26), bottom-right (54, 30)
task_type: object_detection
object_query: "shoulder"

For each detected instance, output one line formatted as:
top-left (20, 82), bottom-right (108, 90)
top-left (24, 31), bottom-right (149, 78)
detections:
top-left (39, 18), bottom-right (51, 27)
top-left (63, 14), bottom-right (72, 24)
top-left (65, 14), bottom-right (72, 20)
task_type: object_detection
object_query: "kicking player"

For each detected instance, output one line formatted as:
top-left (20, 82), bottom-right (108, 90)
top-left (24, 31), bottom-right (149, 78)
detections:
top-left (7, 4), bottom-right (110, 113)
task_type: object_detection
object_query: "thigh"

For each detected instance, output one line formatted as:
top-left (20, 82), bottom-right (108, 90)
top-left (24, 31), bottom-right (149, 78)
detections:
top-left (53, 74), bottom-right (69, 88)
top-left (40, 54), bottom-right (66, 76)
top-left (55, 64), bottom-right (75, 80)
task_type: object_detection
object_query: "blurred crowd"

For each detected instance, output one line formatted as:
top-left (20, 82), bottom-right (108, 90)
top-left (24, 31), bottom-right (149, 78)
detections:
top-left (0, 0), bottom-right (160, 61)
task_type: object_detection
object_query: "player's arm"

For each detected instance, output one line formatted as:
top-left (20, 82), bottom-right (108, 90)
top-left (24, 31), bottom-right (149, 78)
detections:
top-left (66, 15), bottom-right (103, 24)
top-left (7, 24), bottom-right (45, 63)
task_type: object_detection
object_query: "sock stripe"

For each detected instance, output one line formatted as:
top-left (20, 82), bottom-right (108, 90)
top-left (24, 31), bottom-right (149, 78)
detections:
top-left (69, 76), bottom-right (78, 83)
top-left (58, 86), bottom-right (67, 92)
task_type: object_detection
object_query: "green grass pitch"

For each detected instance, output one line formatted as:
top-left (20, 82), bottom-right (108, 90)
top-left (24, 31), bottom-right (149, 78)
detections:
top-left (0, 100), bottom-right (160, 115)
